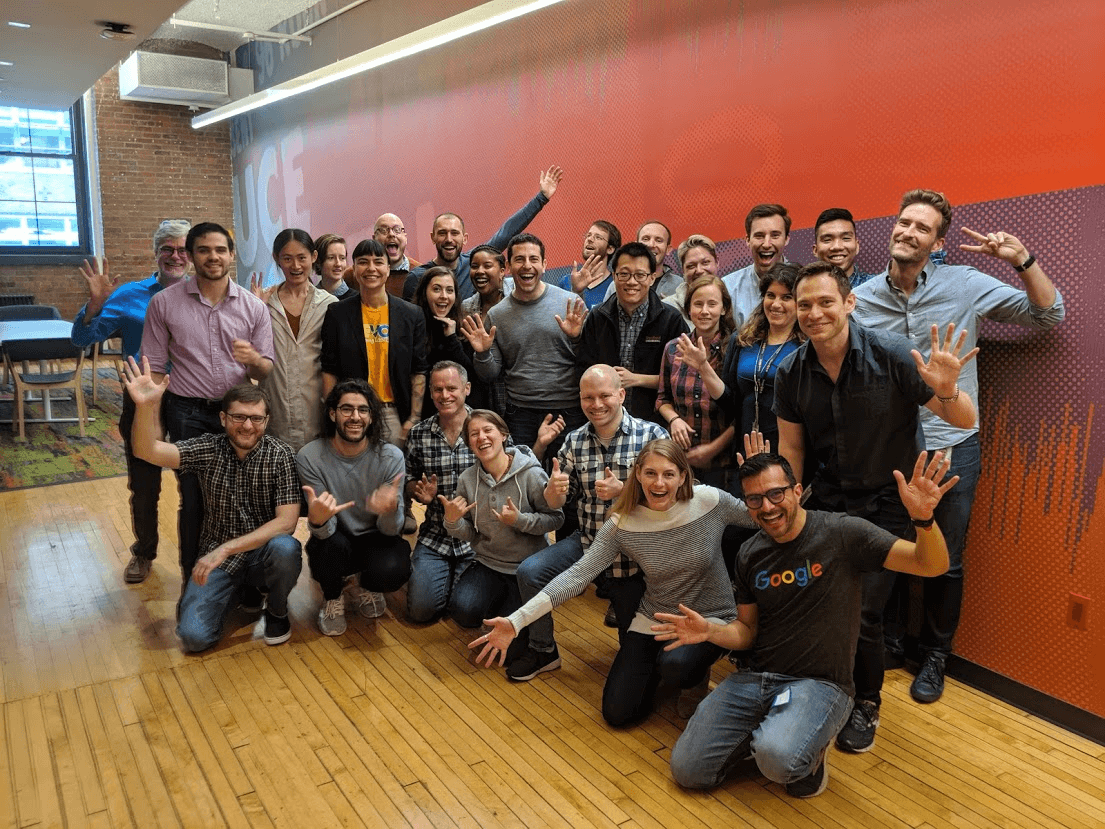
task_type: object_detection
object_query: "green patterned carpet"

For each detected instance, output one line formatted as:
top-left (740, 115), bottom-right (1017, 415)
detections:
top-left (0, 366), bottom-right (127, 490)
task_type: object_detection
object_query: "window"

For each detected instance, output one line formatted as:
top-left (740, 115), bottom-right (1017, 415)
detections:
top-left (0, 104), bottom-right (92, 261)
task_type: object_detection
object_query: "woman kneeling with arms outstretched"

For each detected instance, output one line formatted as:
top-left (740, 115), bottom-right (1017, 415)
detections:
top-left (471, 438), bottom-right (756, 726)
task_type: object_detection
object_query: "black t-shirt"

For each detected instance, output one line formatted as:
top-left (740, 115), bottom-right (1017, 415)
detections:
top-left (735, 510), bottom-right (898, 696)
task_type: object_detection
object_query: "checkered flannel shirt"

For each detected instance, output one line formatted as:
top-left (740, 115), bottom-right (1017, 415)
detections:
top-left (176, 433), bottom-right (300, 575)
top-left (617, 300), bottom-right (648, 371)
top-left (558, 409), bottom-right (668, 577)
top-left (406, 411), bottom-right (477, 557)
top-left (656, 332), bottom-right (729, 446)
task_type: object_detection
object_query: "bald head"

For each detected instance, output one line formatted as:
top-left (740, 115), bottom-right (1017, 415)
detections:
top-left (581, 364), bottom-right (622, 390)
top-left (580, 364), bottom-right (626, 435)
top-left (373, 213), bottom-right (408, 266)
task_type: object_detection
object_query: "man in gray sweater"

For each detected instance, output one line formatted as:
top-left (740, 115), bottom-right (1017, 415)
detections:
top-left (462, 232), bottom-right (588, 458)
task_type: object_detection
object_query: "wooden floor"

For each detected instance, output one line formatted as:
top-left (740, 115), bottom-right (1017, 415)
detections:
top-left (1, 473), bottom-right (1103, 829)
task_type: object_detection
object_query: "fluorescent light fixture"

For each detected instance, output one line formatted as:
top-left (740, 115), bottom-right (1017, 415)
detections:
top-left (192, 0), bottom-right (566, 129)
top-left (0, 60), bottom-right (13, 66)
top-left (8, 21), bottom-right (31, 29)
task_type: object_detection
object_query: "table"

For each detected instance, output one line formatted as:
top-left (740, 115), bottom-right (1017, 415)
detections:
top-left (0, 320), bottom-right (94, 425)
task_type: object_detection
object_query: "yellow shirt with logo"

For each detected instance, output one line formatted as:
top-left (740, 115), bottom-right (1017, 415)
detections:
top-left (361, 302), bottom-right (393, 403)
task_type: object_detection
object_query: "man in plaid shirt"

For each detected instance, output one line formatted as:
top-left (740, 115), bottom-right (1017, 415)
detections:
top-left (124, 357), bottom-right (302, 652)
top-left (507, 364), bottom-right (668, 681)
top-left (404, 361), bottom-right (479, 622)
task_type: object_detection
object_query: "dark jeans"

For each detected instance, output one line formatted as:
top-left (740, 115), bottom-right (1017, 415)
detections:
top-left (884, 435), bottom-right (981, 658)
top-left (163, 391), bottom-right (224, 578)
top-left (505, 403), bottom-right (586, 465)
top-left (449, 560), bottom-right (523, 629)
top-left (602, 630), bottom-right (723, 727)
top-left (118, 388), bottom-right (165, 560)
top-left (305, 528), bottom-right (412, 601)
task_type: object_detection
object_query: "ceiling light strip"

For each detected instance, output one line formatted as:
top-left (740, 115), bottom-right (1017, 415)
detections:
top-left (191, 0), bottom-right (566, 129)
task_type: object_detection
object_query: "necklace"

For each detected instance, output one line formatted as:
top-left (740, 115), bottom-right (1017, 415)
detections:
top-left (751, 339), bottom-right (787, 433)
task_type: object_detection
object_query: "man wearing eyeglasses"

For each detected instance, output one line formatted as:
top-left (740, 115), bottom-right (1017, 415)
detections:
top-left (71, 219), bottom-right (192, 584)
top-left (660, 451), bottom-right (953, 799)
top-left (576, 242), bottom-right (688, 425)
top-left (122, 358), bottom-right (302, 652)
top-left (372, 214), bottom-right (422, 298)
top-left (296, 379), bottom-right (410, 636)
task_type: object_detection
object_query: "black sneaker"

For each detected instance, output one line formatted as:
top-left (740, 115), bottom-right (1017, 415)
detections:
top-left (785, 748), bottom-right (829, 798)
top-left (505, 646), bottom-right (561, 681)
top-left (239, 585), bottom-right (265, 613)
top-left (835, 699), bottom-right (879, 753)
top-left (263, 610), bottom-right (292, 645)
top-left (910, 653), bottom-right (947, 703)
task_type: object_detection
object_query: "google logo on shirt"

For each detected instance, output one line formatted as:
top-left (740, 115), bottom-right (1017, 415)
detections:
top-left (754, 560), bottom-right (823, 590)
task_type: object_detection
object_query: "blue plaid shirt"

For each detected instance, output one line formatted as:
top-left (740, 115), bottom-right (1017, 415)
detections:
top-left (557, 409), bottom-right (668, 577)
top-left (406, 410), bottom-right (477, 557)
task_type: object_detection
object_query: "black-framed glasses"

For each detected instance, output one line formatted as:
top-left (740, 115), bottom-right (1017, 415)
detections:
top-left (158, 245), bottom-right (188, 257)
top-left (614, 270), bottom-right (651, 283)
top-left (374, 224), bottom-right (405, 235)
top-left (337, 405), bottom-right (372, 417)
top-left (226, 413), bottom-right (268, 425)
top-left (743, 485), bottom-right (793, 509)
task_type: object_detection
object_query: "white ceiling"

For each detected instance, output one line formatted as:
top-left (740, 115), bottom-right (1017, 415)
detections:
top-left (0, 0), bottom-right (320, 111)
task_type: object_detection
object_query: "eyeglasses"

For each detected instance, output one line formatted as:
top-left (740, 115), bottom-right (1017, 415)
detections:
top-left (614, 270), bottom-right (651, 283)
top-left (159, 218), bottom-right (190, 225)
top-left (158, 246), bottom-right (188, 257)
top-left (226, 413), bottom-right (268, 425)
top-left (374, 225), bottom-right (405, 236)
top-left (743, 485), bottom-right (793, 509)
top-left (337, 405), bottom-right (372, 417)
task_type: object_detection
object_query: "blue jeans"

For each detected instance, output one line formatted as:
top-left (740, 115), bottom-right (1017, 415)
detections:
top-left (407, 542), bottom-right (472, 623)
top-left (602, 630), bottom-right (723, 727)
top-left (515, 532), bottom-right (585, 652)
top-left (448, 560), bottom-right (523, 629)
top-left (176, 535), bottom-right (302, 653)
top-left (670, 671), bottom-right (851, 789)
top-left (163, 391), bottom-right (224, 578)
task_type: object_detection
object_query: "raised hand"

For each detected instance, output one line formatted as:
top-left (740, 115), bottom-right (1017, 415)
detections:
top-left (438, 493), bottom-right (476, 524)
top-left (121, 356), bottom-right (169, 406)
top-left (468, 617), bottom-right (518, 666)
top-left (545, 457), bottom-right (570, 504)
top-left (912, 323), bottom-right (980, 397)
top-left (736, 430), bottom-right (770, 466)
top-left (411, 473), bottom-right (438, 505)
top-left (554, 298), bottom-right (588, 339)
top-left (958, 227), bottom-right (1029, 266)
top-left (249, 272), bottom-right (278, 304)
top-left (492, 496), bottom-right (520, 526)
top-left (460, 313), bottom-right (497, 353)
top-left (537, 413), bottom-right (565, 447)
top-left (302, 484), bottom-right (355, 526)
top-left (78, 257), bottom-right (119, 315)
top-left (652, 604), bottom-right (710, 651)
top-left (366, 472), bottom-right (404, 516)
top-left (569, 254), bottom-right (606, 293)
top-left (675, 333), bottom-right (710, 372)
top-left (894, 450), bottom-right (959, 521)
top-left (594, 466), bottom-right (623, 501)
top-left (539, 164), bottom-right (564, 199)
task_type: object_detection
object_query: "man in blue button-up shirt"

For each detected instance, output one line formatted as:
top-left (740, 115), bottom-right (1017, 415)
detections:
top-left (853, 189), bottom-right (1064, 706)
top-left (70, 219), bottom-right (191, 584)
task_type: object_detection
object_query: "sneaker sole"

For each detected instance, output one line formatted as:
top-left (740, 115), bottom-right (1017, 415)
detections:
top-left (834, 735), bottom-right (875, 753)
top-left (265, 630), bottom-right (292, 646)
top-left (507, 656), bottom-right (561, 682)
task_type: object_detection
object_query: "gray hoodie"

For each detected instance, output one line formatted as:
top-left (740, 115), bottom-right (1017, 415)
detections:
top-left (444, 445), bottom-right (563, 573)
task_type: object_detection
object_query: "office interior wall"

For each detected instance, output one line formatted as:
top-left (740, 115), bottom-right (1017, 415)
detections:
top-left (228, 0), bottom-right (1105, 715)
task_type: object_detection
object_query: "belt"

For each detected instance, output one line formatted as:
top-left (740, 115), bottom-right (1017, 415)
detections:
top-left (165, 390), bottom-right (223, 407)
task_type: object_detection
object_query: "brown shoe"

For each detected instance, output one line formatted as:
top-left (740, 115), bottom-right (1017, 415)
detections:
top-left (124, 555), bottom-right (152, 584)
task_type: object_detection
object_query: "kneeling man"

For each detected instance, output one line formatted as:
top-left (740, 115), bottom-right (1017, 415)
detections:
top-left (657, 451), bottom-right (953, 798)
top-left (124, 357), bottom-right (302, 651)
top-left (297, 379), bottom-right (411, 635)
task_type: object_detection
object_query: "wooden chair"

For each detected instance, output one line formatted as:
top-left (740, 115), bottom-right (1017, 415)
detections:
top-left (91, 334), bottom-right (124, 403)
top-left (2, 337), bottom-right (88, 440)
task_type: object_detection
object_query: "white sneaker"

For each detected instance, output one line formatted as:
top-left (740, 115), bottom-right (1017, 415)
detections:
top-left (318, 598), bottom-right (347, 636)
top-left (345, 583), bottom-right (387, 618)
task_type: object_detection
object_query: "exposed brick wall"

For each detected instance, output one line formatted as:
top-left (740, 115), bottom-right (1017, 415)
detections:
top-left (0, 67), bottom-right (233, 318)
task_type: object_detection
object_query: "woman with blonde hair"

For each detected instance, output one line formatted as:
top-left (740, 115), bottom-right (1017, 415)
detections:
top-left (470, 438), bottom-right (756, 726)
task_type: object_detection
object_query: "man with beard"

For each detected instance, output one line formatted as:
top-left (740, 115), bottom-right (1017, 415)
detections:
top-left (123, 358), bottom-right (301, 651)
top-left (554, 220), bottom-right (622, 309)
top-left (70, 219), bottom-right (191, 584)
top-left (297, 379), bottom-right (410, 636)
top-left (405, 165), bottom-right (564, 301)
top-left (141, 221), bottom-right (275, 583)
top-left (852, 189), bottom-right (1063, 704)
top-left (661, 451), bottom-right (953, 799)
top-left (722, 204), bottom-right (793, 325)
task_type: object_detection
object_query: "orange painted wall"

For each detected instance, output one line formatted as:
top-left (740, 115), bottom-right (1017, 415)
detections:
top-left (229, 0), bottom-right (1105, 715)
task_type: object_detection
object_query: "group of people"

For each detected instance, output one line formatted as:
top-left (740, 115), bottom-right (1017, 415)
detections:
top-left (70, 179), bottom-right (1064, 800)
